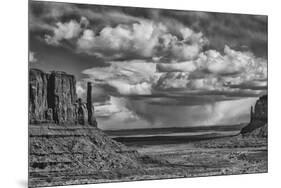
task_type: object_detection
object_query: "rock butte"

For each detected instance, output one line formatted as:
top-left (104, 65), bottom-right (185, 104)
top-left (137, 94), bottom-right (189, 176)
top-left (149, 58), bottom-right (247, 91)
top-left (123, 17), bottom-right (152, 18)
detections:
top-left (241, 95), bottom-right (268, 137)
top-left (29, 68), bottom-right (97, 126)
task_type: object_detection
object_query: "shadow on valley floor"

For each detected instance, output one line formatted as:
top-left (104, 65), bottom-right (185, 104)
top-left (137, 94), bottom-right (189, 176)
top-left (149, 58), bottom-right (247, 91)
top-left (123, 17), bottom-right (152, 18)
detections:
top-left (110, 133), bottom-right (240, 146)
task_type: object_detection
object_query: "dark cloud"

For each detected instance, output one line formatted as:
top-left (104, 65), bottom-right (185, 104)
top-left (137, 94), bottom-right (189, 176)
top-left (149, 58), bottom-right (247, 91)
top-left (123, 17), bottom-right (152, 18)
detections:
top-left (29, 35), bottom-right (109, 80)
top-left (30, 1), bottom-right (267, 58)
top-left (159, 10), bottom-right (267, 58)
top-left (228, 82), bottom-right (267, 91)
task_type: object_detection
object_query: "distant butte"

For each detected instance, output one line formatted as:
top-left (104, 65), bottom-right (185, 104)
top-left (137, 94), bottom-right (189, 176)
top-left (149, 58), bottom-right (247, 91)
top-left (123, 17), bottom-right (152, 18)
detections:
top-left (241, 95), bottom-right (268, 137)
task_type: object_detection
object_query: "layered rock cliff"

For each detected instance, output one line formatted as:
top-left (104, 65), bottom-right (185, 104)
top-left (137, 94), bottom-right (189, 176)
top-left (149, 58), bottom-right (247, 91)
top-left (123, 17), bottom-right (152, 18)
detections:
top-left (47, 71), bottom-right (77, 124)
top-left (241, 95), bottom-right (268, 137)
top-left (29, 68), bottom-right (97, 126)
top-left (29, 69), bottom-right (48, 123)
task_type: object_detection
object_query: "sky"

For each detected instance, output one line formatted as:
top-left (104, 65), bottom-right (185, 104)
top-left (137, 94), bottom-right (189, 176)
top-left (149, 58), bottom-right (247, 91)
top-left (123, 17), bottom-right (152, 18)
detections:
top-left (29, 1), bottom-right (268, 130)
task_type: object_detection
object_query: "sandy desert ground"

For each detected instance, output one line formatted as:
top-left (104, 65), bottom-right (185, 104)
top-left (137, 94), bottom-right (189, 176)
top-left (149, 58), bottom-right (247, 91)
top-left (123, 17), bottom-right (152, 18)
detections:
top-left (29, 124), bottom-right (267, 187)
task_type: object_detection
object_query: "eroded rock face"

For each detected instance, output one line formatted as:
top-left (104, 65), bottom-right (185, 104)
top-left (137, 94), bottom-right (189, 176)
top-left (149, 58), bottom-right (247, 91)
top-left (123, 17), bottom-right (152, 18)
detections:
top-left (47, 71), bottom-right (77, 124)
top-left (29, 69), bottom-right (48, 123)
top-left (246, 124), bottom-right (268, 138)
top-left (251, 95), bottom-right (267, 122)
top-left (76, 98), bottom-right (88, 125)
top-left (29, 125), bottom-right (142, 187)
top-left (241, 95), bottom-right (268, 136)
top-left (29, 68), bottom-right (97, 126)
top-left (45, 108), bottom-right (53, 122)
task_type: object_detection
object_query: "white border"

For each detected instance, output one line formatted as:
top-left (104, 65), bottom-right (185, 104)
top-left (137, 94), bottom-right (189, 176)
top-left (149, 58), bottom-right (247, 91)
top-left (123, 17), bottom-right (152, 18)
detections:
top-left (1, 0), bottom-right (280, 188)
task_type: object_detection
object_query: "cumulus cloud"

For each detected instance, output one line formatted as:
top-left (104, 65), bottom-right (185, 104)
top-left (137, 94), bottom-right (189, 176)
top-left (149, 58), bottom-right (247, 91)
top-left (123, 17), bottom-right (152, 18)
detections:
top-left (200, 46), bottom-right (267, 77)
top-left (155, 46), bottom-right (267, 94)
top-left (42, 14), bottom-right (207, 61)
top-left (82, 44), bottom-right (267, 99)
top-left (83, 60), bottom-right (159, 96)
top-left (77, 21), bottom-right (163, 59)
top-left (45, 18), bottom-right (86, 45)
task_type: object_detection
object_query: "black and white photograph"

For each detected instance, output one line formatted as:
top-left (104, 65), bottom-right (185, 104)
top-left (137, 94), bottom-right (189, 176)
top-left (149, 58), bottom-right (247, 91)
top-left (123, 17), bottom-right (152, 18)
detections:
top-left (28, 1), bottom-right (268, 187)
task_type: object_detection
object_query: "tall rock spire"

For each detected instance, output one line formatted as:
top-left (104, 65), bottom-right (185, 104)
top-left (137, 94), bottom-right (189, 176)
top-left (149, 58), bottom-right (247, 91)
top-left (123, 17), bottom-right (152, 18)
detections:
top-left (87, 82), bottom-right (97, 127)
top-left (250, 106), bottom-right (254, 122)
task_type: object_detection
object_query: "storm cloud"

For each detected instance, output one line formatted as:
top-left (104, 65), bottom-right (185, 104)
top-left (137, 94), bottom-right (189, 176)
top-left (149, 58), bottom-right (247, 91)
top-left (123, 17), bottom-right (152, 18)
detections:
top-left (29, 1), bottom-right (267, 129)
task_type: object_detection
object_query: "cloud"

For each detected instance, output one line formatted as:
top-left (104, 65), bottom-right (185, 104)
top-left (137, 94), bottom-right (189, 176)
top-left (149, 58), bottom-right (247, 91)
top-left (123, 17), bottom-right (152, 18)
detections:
top-left (108, 80), bottom-right (152, 95)
top-left (76, 20), bottom-right (207, 61)
top-left (160, 10), bottom-right (268, 58)
top-left (45, 18), bottom-right (87, 45)
top-left (155, 46), bottom-right (267, 94)
top-left (109, 97), bottom-right (258, 129)
top-left (29, 1), bottom-right (268, 129)
top-left (94, 96), bottom-right (124, 118)
top-left (200, 46), bottom-right (267, 77)
top-left (194, 97), bottom-right (257, 125)
top-left (77, 21), bottom-right (162, 59)
top-left (30, 1), bottom-right (143, 27)
top-left (76, 81), bottom-right (86, 99)
top-left (155, 72), bottom-right (190, 90)
top-left (30, 1), bottom-right (267, 58)
top-left (92, 86), bottom-right (260, 129)
top-left (83, 60), bottom-right (159, 96)
top-left (228, 80), bottom-right (267, 90)
top-left (76, 80), bottom-right (110, 103)
top-left (36, 9), bottom-right (207, 62)
top-left (94, 96), bottom-right (143, 129)
top-left (81, 45), bottom-right (267, 100)
top-left (83, 60), bottom-right (157, 83)
top-left (29, 51), bottom-right (37, 63)
top-left (156, 61), bottom-right (197, 72)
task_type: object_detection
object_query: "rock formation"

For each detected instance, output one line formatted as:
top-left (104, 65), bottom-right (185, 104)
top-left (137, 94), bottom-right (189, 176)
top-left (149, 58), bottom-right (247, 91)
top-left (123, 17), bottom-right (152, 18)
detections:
top-left (29, 68), bottom-right (96, 126)
top-left (47, 71), bottom-right (77, 124)
top-left (87, 82), bottom-right (97, 127)
top-left (247, 124), bottom-right (268, 138)
top-left (241, 95), bottom-right (268, 137)
top-left (76, 98), bottom-right (88, 125)
top-left (29, 69), bottom-right (48, 123)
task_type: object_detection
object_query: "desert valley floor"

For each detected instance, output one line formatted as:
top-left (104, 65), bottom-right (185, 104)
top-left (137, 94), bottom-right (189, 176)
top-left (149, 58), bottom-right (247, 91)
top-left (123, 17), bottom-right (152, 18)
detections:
top-left (29, 124), bottom-right (267, 187)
